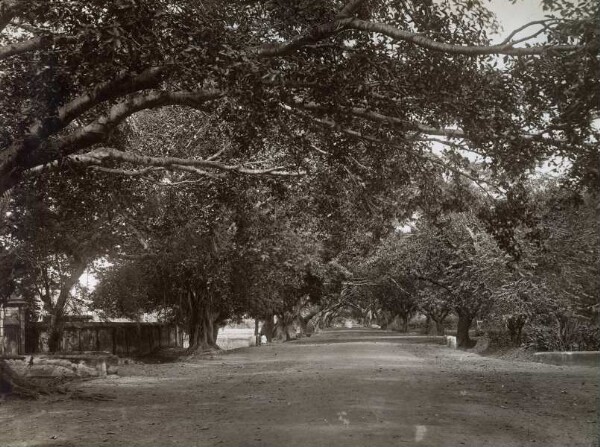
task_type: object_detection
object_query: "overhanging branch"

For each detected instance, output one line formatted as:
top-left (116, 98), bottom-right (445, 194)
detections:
top-left (27, 147), bottom-right (304, 178)
top-left (292, 101), bottom-right (581, 149)
top-left (255, 22), bottom-right (343, 57)
top-left (256, 14), bottom-right (583, 58)
top-left (308, 115), bottom-right (502, 195)
top-left (57, 90), bottom-right (224, 153)
top-left (23, 67), bottom-right (166, 148)
top-left (344, 18), bottom-right (582, 56)
top-left (294, 101), bottom-right (465, 138)
top-left (0, 34), bottom-right (77, 60)
top-left (58, 67), bottom-right (166, 126)
top-left (255, 0), bottom-right (364, 57)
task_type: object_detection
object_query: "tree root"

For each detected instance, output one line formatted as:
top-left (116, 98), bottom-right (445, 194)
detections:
top-left (185, 343), bottom-right (221, 356)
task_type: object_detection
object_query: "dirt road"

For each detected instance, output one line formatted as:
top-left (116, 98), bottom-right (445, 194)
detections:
top-left (1, 328), bottom-right (598, 446)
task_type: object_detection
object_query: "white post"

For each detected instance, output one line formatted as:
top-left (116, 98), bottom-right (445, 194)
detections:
top-left (0, 305), bottom-right (4, 355)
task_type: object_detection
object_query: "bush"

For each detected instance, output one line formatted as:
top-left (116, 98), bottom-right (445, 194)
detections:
top-left (408, 319), bottom-right (428, 332)
top-left (574, 325), bottom-right (600, 351)
top-left (485, 328), bottom-right (514, 348)
top-left (525, 321), bottom-right (600, 351)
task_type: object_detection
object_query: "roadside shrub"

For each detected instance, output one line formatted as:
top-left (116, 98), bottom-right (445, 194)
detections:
top-left (485, 328), bottom-right (514, 348)
top-left (408, 318), bottom-right (428, 332)
top-left (474, 324), bottom-right (485, 337)
top-left (525, 320), bottom-right (600, 351)
top-left (408, 315), bottom-right (458, 334)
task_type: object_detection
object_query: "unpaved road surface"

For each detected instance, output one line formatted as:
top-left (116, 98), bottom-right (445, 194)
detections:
top-left (1, 328), bottom-right (598, 446)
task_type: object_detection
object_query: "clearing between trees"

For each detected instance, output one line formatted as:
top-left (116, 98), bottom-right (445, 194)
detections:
top-left (1, 328), bottom-right (597, 447)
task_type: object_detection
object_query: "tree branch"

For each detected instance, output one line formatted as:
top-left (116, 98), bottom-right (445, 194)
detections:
top-left (7, 20), bottom-right (45, 34)
top-left (89, 166), bottom-right (164, 176)
top-left (293, 101), bottom-right (581, 149)
top-left (415, 275), bottom-right (454, 294)
top-left (255, 13), bottom-right (582, 59)
top-left (496, 19), bottom-right (559, 46)
top-left (255, 22), bottom-right (345, 57)
top-left (255, 0), bottom-right (367, 57)
top-left (0, 34), bottom-right (77, 60)
top-left (0, 89), bottom-right (224, 194)
top-left (343, 18), bottom-right (581, 56)
top-left (22, 67), bottom-right (166, 150)
top-left (205, 144), bottom-right (229, 161)
top-left (57, 90), bottom-right (224, 153)
top-left (170, 164), bottom-right (221, 178)
top-left (28, 147), bottom-right (304, 178)
top-left (90, 165), bottom-right (218, 184)
top-left (309, 115), bottom-right (502, 194)
top-left (153, 178), bottom-right (212, 187)
top-left (294, 101), bottom-right (466, 138)
top-left (337, 0), bottom-right (368, 18)
top-left (58, 67), bottom-right (166, 126)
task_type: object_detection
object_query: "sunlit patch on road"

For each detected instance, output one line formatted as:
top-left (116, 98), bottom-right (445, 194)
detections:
top-left (415, 424), bottom-right (427, 442)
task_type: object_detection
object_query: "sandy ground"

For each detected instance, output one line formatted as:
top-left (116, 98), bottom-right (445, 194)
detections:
top-left (1, 328), bottom-right (598, 447)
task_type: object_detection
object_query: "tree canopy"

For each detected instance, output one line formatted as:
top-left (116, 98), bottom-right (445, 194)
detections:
top-left (1, 0), bottom-right (598, 196)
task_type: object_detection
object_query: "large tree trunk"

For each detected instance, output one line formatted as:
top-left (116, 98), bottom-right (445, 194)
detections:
top-left (47, 319), bottom-right (64, 353)
top-left (506, 315), bottom-right (526, 346)
top-left (279, 313), bottom-right (296, 341)
top-left (47, 260), bottom-right (88, 353)
top-left (187, 320), bottom-right (213, 352)
top-left (187, 300), bottom-right (220, 353)
top-left (422, 307), bottom-right (449, 336)
top-left (360, 309), bottom-right (368, 327)
top-left (324, 312), bottom-right (334, 328)
top-left (212, 322), bottom-right (219, 346)
top-left (260, 315), bottom-right (275, 342)
top-left (300, 308), bottom-right (319, 336)
top-left (399, 313), bottom-right (409, 333)
top-left (312, 309), bottom-right (335, 330)
top-left (433, 318), bottom-right (446, 336)
top-left (211, 312), bottom-right (228, 348)
top-left (378, 310), bottom-right (392, 330)
top-left (456, 311), bottom-right (475, 349)
top-left (423, 315), bottom-right (431, 335)
top-left (254, 319), bottom-right (261, 345)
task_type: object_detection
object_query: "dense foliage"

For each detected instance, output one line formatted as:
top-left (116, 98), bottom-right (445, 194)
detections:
top-left (1, 0), bottom-right (598, 192)
top-left (347, 181), bottom-right (599, 350)
top-left (0, 0), bottom-right (598, 362)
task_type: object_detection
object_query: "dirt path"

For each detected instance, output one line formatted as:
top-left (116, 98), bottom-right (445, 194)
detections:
top-left (1, 328), bottom-right (598, 446)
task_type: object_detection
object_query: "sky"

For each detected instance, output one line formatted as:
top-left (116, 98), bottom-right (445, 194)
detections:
top-left (486, 0), bottom-right (548, 36)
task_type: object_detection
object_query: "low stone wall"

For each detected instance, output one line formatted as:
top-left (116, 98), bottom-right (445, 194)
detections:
top-left (533, 351), bottom-right (600, 367)
top-left (392, 335), bottom-right (447, 344)
top-left (27, 322), bottom-right (185, 356)
top-left (216, 328), bottom-right (257, 350)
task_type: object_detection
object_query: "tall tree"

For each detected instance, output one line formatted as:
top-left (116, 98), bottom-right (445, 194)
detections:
top-left (5, 171), bottom-right (136, 351)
